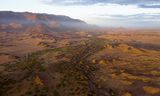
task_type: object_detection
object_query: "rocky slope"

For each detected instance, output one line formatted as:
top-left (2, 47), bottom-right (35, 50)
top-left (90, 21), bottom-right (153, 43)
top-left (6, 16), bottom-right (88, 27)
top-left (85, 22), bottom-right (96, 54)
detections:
top-left (0, 11), bottom-right (95, 33)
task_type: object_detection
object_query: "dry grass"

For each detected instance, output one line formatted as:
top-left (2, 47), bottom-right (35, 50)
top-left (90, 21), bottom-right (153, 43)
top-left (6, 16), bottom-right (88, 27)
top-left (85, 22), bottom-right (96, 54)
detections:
top-left (143, 86), bottom-right (160, 95)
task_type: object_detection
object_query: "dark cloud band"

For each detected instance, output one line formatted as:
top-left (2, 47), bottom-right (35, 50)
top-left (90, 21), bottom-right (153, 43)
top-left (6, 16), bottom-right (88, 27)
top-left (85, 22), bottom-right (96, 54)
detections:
top-left (44, 0), bottom-right (160, 5)
top-left (100, 14), bottom-right (160, 19)
top-left (139, 4), bottom-right (160, 8)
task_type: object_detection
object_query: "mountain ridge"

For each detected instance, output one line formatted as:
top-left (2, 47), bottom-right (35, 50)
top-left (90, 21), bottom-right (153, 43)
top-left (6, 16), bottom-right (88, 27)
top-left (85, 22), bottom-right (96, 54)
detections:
top-left (0, 11), bottom-right (95, 33)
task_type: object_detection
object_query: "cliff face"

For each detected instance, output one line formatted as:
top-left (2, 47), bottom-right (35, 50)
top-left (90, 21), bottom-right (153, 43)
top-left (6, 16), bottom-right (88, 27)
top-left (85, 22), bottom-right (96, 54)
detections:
top-left (0, 11), bottom-right (91, 33)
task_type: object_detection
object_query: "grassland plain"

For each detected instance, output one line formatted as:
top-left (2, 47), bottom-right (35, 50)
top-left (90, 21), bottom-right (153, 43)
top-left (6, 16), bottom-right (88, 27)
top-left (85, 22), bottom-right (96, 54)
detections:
top-left (0, 37), bottom-right (160, 96)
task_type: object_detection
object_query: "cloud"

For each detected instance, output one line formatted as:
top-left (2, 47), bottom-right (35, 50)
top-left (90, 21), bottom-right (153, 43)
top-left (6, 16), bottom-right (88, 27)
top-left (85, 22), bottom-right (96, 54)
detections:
top-left (40, 0), bottom-right (160, 28)
top-left (99, 13), bottom-right (160, 21)
top-left (139, 4), bottom-right (160, 8)
top-left (94, 13), bottom-right (160, 28)
top-left (43, 0), bottom-right (160, 6)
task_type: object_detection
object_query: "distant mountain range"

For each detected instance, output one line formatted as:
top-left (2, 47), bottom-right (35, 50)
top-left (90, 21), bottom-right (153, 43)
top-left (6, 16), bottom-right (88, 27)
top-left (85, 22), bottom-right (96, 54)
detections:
top-left (0, 11), bottom-right (97, 33)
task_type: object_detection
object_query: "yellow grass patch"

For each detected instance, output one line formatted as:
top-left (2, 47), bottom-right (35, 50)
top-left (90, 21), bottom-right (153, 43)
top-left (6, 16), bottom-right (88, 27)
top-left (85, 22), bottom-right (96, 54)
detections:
top-left (111, 73), bottom-right (117, 79)
top-left (122, 92), bottom-right (132, 96)
top-left (99, 60), bottom-right (107, 65)
top-left (35, 75), bottom-right (43, 85)
top-left (92, 59), bottom-right (96, 64)
top-left (121, 80), bottom-right (133, 85)
top-left (120, 73), bottom-right (151, 82)
top-left (143, 86), bottom-right (160, 95)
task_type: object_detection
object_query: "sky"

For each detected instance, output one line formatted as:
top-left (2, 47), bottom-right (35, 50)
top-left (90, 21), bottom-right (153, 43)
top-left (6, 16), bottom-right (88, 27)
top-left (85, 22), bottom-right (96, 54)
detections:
top-left (0, 0), bottom-right (160, 28)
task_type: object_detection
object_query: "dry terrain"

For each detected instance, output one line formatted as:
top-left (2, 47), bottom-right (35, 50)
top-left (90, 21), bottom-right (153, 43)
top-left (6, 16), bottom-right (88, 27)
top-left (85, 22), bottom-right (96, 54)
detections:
top-left (0, 30), bottom-right (160, 96)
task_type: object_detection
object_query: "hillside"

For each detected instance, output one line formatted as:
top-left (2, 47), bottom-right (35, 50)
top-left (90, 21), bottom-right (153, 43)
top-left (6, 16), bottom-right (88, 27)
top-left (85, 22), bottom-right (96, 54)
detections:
top-left (0, 11), bottom-right (95, 33)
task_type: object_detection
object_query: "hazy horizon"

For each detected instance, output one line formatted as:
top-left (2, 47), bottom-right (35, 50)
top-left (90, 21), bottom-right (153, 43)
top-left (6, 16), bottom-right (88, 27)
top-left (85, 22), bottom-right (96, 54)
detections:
top-left (0, 0), bottom-right (160, 28)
